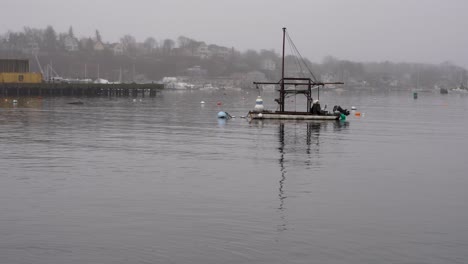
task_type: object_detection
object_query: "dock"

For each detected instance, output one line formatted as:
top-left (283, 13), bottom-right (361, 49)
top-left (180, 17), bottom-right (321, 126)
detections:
top-left (0, 83), bottom-right (163, 97)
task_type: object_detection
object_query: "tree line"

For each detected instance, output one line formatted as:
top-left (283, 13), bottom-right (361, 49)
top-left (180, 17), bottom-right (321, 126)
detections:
top-left (0, 25), bottom-right (466, 89)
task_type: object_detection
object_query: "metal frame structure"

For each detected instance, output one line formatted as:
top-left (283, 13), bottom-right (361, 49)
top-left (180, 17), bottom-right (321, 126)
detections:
top-left (254, 28), bottom-right (343, 114)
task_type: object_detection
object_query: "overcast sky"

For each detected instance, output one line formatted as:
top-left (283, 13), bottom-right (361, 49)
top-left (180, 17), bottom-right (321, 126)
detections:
top-left (2, 0), bottom-right (467, 67)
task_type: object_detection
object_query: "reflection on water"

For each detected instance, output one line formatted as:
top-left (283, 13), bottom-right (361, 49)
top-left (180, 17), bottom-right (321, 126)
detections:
top-left (0, 97), bottom-right (44, 109)
top-left (277, 123), bottom-right (287, 231)
top-left (276, 121), bottom-right (349, 232)
top-left (1, 91), bottom-right (468, 264)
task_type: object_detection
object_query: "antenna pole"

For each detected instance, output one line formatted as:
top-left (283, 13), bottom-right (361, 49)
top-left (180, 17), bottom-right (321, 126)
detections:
top-left (281, 27), bottom-right (286, 112)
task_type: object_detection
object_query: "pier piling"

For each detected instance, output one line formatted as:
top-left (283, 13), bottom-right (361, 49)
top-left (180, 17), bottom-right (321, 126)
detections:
top-left (0, 83), bottom-right (162, 97)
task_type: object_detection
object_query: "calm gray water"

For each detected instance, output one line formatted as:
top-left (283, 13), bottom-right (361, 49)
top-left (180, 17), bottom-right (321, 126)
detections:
top-left (1, 90), bottom-right (468, 264)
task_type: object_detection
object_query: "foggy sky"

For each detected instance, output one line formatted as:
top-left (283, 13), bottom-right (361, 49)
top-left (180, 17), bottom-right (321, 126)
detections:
top-left (2, 0), bottom-right (467, 67)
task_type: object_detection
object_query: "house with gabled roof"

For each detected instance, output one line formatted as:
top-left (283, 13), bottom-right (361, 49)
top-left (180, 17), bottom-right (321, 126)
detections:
top-left (64, 36), bottom-right (79, 52)
top-left (111, 43), bottom-right (124, 55)
top-left (94, 40), bottom-right (105, 51)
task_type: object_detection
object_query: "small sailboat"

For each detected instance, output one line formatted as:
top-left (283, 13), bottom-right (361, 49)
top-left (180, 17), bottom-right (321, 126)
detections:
top-left (248, 28), bottom-right (349, 120)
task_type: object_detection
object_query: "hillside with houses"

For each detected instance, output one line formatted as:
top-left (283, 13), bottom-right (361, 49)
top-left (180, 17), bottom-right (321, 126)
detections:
top-left (1, 25), bottom-right (466, 90)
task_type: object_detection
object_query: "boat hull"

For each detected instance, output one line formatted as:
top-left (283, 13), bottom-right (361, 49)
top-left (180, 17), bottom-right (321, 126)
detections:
top-left (248, 111), bottom-right (340, 120)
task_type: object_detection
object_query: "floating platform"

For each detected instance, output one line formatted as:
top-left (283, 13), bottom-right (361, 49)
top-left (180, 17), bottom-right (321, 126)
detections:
top-left (248, 111), bottom-right (340, 120)
top-left (0, 83), bottom-right (163, 97)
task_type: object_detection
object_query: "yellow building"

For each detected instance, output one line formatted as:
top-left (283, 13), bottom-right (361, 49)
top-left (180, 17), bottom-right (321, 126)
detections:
top-left (0, 72), bottom-right (43, 83)
top-left (0, 59), bottom-right (43, 84)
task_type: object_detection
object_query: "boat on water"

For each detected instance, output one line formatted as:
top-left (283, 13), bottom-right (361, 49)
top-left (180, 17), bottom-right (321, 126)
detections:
top-left (247, 28), bottom-right (349, 120)
top-left (161, 77), bottom-right (195, 90)
top-left (451, 84), bottom-right (468, 93)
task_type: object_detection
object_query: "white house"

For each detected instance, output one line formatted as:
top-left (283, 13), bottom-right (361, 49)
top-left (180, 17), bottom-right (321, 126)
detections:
top-left (111, 43), bottom-right (124, 55)
top-left (261, 59), bottom-right (276, 71)
top-left (195, 44), bottom-right (211, 59)
top-left (64, 36), bottom-right (79, 52)
top-left (209, 45), bottom-right (231, 59)
top-left (94, 41), bottom-right (105, 51)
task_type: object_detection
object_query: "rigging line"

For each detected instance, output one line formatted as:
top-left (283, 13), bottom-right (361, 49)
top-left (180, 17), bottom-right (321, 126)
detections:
top-left (286, 32), bottom-right (312, 79)
top-left (286, 33), bottom-right (303, 78)
top-left (286, 31), bottom-right (319, 82)
top-left (286, 34), bottom-right (306, 79)
top-left (290, 35), bottom-right (317, 82)
top-left (287, 36), bottom-right (305, 79)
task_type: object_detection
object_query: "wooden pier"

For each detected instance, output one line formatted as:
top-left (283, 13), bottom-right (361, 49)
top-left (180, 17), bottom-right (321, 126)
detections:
top-left (0, 83), bottom-right (163, 97)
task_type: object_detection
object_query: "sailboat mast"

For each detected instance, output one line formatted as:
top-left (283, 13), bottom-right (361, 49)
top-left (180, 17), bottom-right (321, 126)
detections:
top-left (281, 27), bottom-right (286, 112)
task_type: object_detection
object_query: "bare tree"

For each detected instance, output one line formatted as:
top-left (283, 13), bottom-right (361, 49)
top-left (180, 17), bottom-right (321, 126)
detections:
top-left (121, 34), bottom-right (137, 55)
top-left (43, 25), bottom-right (57, 51)
top-left (23, 27), bottom-right (44, 45)
top-left (162, 39), bottom-right (175, 55)
top-left (143, 37), bottom-right (157, 54)
top-left (177, 36), bottom-right (193, 49)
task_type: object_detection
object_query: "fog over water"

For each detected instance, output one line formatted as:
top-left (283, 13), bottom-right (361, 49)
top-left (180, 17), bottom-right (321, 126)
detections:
top-left (2, 0), bottom-right (468, 67)
top-left (1, 90), bottom-right (468, 263)
top-left (2, 1), bottom-right (468, 263)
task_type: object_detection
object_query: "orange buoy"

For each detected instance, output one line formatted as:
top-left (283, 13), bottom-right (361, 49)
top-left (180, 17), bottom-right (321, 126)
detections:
top-left (217, 101), bottom-right (222, 106)
top-left (355, 112), bottom-right (361, 117)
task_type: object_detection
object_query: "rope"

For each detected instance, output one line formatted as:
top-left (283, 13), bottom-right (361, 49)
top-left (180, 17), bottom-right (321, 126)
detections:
top-left (286, 31), bottom-right (319, 82)
top-left (288, 39), bottom-right (305, 78)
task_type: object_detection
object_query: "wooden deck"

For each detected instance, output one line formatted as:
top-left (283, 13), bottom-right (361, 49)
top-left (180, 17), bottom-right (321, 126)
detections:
top-left (248, 111), bottom-right (340, 120)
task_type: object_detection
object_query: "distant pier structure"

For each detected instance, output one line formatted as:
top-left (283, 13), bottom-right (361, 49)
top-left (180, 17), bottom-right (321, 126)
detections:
top-left (0, 59), bottom-right (162, 97)
top-left (0, 83), bottom-right (163, 97)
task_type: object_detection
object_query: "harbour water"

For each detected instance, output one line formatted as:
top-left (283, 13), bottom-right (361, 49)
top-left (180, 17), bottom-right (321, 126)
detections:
top-left (1, 90), bottom-right (468, 264)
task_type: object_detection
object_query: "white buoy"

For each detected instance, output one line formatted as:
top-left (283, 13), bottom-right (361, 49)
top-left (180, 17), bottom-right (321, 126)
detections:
top-left (200, 101), bottom-right (205, 104)
top-left (12, 99), bottom-right (18, 104)
top-left (254, 96), bottom-right (264, 112)
top-left (132, 99), bottom-right (137, 102)
top-left (351, 106), bottom-right (356, 110)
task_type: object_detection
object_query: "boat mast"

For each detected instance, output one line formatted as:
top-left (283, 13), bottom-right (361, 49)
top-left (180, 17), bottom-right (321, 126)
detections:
top-left (252, 27), bottom-right (344, 113)
top-left (280, 27), bottom-right (286, 112)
